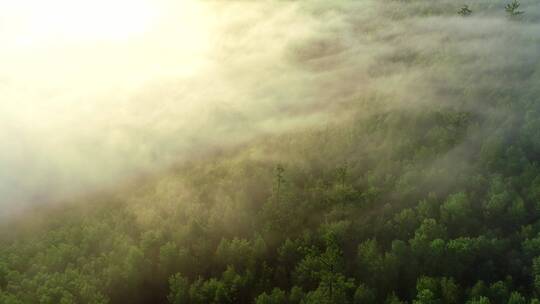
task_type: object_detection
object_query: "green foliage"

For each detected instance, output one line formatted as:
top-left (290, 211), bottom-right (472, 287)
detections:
top-left (2, 2), bottom-right (540, 301)
top-left (505, 0), bottom-right (524, 16)
top-left (440, 192), bottom-right (472, 234)
top-left (507, 292), bottom-right (526, 304)
top-left (458, 5), bottom-right (472, 16)
top-left (386, 293), bottom-right (407, 304)
top-left (353, 283), bottom-right (376, 304)
top-left (466, 296), bottom-right (490, 304)
top-left (168, 274), bottom-right (189, 304)
top-left (289, 286), bottom-right (305, 304)
top-left (255, 288), bottom-right (286, 304)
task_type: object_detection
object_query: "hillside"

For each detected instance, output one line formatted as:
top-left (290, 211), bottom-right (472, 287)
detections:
top-left (2, 0), bottom-right (540, 303)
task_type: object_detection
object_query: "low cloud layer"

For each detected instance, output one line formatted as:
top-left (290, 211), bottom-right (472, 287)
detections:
top-left (1, 0), bottom-right (539, 218)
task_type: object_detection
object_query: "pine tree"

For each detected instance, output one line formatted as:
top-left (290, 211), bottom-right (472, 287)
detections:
top-left (505, 0), bottom-right (524, 17)
top-left (458, 5), bottom-right (472, 16)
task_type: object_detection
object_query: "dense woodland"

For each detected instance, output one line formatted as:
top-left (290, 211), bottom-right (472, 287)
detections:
top-left (3, 0), bottom-right (540, 303)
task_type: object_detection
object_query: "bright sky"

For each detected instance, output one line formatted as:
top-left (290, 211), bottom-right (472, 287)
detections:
top-left (0, 0), bottom-right (213, 93)
top-left (0, 0), bottom-right (218, 211)
top-left (1, 0), bottom-right (157, 44)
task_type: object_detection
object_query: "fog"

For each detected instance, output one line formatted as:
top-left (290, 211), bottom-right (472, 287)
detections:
top-left (1, 0), bottom-right (539, 217)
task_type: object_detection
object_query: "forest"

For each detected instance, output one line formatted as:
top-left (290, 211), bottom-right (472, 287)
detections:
top-left (2, 0), bottom-right (540, 303)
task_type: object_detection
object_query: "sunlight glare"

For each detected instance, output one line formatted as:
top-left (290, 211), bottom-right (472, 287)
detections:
top-left (3, 0), bottom-right (159, 45)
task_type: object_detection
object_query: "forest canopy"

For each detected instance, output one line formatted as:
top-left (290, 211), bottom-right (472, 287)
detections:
top-left (2, 0), bottom-right (540, 303)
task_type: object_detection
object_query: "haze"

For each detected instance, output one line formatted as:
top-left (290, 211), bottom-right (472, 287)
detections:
top-left (1, 0), bottom-right (539, 218)
top-left (0, 0), bottom-right (357, 216)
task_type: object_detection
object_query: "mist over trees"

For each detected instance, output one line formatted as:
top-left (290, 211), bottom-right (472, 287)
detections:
top-left (2, 0), bottom-right (540, 303)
